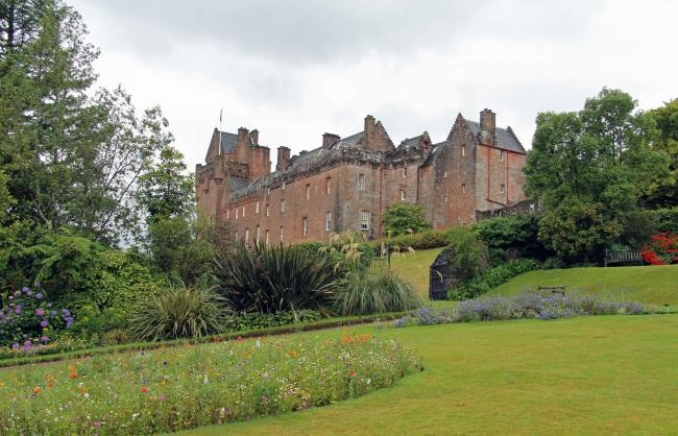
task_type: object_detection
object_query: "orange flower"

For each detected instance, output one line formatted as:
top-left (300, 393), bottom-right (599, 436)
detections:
top-left (33, 386), bottom-right (41, 394)
top-left (141, 386), bottom-right (149, 394)
top-left (349, 370), bottom-right (356, 377)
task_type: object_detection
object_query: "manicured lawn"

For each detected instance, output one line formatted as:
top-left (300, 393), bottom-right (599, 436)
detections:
top-left (178, 314), bottom-right (678, 435)
top-left (385, 247), bottom-right (444, 300)
top-left (489, 265), bottom-right (678, 306)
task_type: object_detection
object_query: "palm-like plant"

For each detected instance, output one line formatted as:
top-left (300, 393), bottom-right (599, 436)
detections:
top-left (214, 244), bottom-right (338, 316)
top-left (128, 287), bottom-right (227, 341)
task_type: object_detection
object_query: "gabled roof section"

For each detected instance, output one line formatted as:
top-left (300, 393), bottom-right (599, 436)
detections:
top-left (397, 132), bottom-right (432, 152)
top-left (465, 121), bottom-right (526, 154)
top-left (421, 141), bottom-right (446, 167)
top-left (219, 132), bottom-right (239, 154)
top-left (331, 131), bottom-right (365, 149)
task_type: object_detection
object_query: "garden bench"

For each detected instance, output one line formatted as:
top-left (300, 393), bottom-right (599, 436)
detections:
top-left (537, 286), bottom-right (566, 296)
top-left (604, 250), bottom-right (643, 267)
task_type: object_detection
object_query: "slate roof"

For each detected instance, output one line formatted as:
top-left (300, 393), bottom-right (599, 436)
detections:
top-left (218, 132), bottom-right (238, 154)
top-left (229, 177), bottom-right (250, 192)
top-left (466, 121), bottom-right (525, 154)
top-left (421, 142), bottom-right (446, 167)
top-left (286, 130), bottom-right (365, 170)
top-left (397, 135), bottom-right (424, 151)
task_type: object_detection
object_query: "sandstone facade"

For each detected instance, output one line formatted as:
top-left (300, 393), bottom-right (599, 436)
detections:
top-left (196, 110), bottom-right (527, 245)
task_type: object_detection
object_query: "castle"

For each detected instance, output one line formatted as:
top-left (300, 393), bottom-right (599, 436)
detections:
top-left (195, 109), bottom-right (527, 245)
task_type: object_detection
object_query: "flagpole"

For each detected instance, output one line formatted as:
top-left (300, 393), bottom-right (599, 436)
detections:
top-left (218, 108), bottom-right (223, 155)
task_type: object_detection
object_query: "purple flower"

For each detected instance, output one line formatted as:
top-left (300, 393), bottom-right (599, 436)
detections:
top-left (158, 394), bottom-right (166, 402)
top-left (22, 286), bottom-right (30, 293)
top-left (261, 395), bottom-right (268, 403)
top-left (40, 335), bottom-right (49, 343)
top-left (11, 343), bottom-right (19, 350)
top-left (23, 340), bottom-right (32, 351)
top-left (33, 282), bottom-right (41, 288)
top-left (35, 293), bottom-right (43, 300)
top-left (65, 316), bottom-right (74, 328)
top-left (62, 309), bottom-right (71, 317)
top-left (46, 303), bottom-right (52, 308)
top-left (36, 309), bottom-right (46, 316)
top-left (40, 320), bottom-right (49, 328)
top-left (14, 305), bottom-right (22, 314)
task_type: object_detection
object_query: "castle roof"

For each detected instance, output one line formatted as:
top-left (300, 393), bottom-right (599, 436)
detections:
top-left (218, 132), bottom-right (238, 154)
top-left (465, 121), bottom-right (525, 154)
top-left (421, 142), bottom-right (446, 167)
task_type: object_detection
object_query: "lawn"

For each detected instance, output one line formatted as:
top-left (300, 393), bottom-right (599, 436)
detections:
top-left (385, 247), bottom-right (443, 300)
top-left (489, 264), bottom-right (678, 306)
top-left (179, 314), bottom-right (678, 435)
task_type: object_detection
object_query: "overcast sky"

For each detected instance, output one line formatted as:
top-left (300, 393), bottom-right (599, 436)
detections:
top-left (67, 0), bottom-right (678, 170)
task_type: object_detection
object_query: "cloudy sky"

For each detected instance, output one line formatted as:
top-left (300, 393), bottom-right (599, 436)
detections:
top-left (67, 0), bottom-right (678, 170)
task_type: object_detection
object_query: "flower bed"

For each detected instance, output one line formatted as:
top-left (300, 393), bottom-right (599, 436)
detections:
top-left (0, 331), bottom-right (420, 435)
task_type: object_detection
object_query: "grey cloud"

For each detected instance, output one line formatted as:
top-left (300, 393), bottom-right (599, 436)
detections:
top-left (73, 0), bottom-right (601, 65)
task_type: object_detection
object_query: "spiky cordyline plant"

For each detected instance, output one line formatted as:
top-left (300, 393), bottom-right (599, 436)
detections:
top-left (128, 287), bottom-right (227, 341)
top-left (214, 243), bottom-right (338, 316)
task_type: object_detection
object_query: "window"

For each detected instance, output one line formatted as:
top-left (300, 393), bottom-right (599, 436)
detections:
top-left (462, 183), bottom-right (466, 194)
top-left (255, 201), bottom-right (260, 214)
top-left (306, 184), bottom-right (311, 200)
top-left (325, 211), bottom-right (331, 232)
top-left (500, 184), bottom-right (505, 194)
top-left (282, 181), bottom-right (286, 190)
top-left (267, 187), bottom-right (271, 197)
top-left (266, 204), bottom-right (270, 217)
top-left (403, 167), bottom-right (408, 178)
top-left (302, 217), bottom-right (308, 236)
top-left (443, 171), bottom-right (448, 179)
top-left (236, 208), bottom-right (239, 219)
top-left (256, 225), bottom-right (261, 244)
top-left (358, 174), bottom-right (365, 190)
top-left (360, 210), bottom-right (370, 231)
top-left (443, 194), bottom-right (448, 203)
top-left (281, 199), bottom-right (285, 213)
top-left (326, 177), bottom-right (332, 195)
top-left (265, 229), bottom-right (270, 246)
top-left (226, 209), bottom-right (230, 220)
top-left (462, 145), bottom-right (466, 157)
top-left (400, 189), bottom-right (406, 201)
top-left (279, 226), bottom-right (284, 242)
top-left (244, 228), bottom-right (250, 246)
top-left (242, 206), bottom-right (246, 217)
top-left (500, 150), bottom-right (505, 162)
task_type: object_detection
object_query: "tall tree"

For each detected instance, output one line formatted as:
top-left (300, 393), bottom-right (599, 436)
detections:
top-left (0, 0), bottom-right (170, 245)
top-left (646, 98), bottom-right (678, 207)
top-left (524, 88), bottom-right (667, 264)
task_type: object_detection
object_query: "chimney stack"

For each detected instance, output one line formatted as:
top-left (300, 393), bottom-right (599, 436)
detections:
top-left (479, 109), bottom-right (496, 145)
top-left (364, 115), bottom-right (376, 149)
top-left (276, 146), bottom-right (290, 171)
top-left (249, 129), bottom-right (259, 145)
top-left (322, 132), bottom-right (340, 149)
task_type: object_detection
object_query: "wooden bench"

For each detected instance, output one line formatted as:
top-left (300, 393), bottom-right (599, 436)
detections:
top-left (537, 286), bottom-right (566, 296)
top-left (604, 250), bottom-right (643, 267)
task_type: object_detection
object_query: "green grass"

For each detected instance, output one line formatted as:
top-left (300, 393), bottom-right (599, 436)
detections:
top-left (384, 247), bottom-right (444, 300)
top-left (179, 314), bottom-right (678, 435)
top-left (489, 265), bottom-right (678, 306)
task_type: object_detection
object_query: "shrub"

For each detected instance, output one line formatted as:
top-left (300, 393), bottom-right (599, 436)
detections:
top-left (0, 285), bottom-right (73, 349)
top-left (473, 215), bottom-right (548, 263)
top-left (334, 268), bottom-right (422, 316)
top-left (641, 232), bottom-right (678, 265)
top-left (444, 227), bottom-right (490, 283)
top-left (449, 259), bottom-right (537, 300)
top-left (223, 310), bottom-right (323, 332)
top-left (382, 203), bottom-right (431, 236)
top-left (214, 244), bottom-right (338, 315)
top-left (128, 287), bottom-right (227, 341)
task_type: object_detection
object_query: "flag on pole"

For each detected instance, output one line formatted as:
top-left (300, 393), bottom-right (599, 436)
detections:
top-left (218, 108), bottom-right (223, 155)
